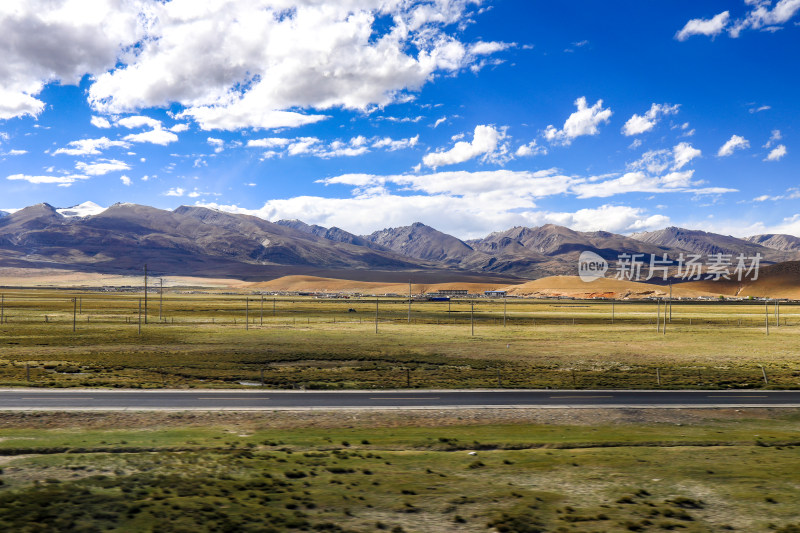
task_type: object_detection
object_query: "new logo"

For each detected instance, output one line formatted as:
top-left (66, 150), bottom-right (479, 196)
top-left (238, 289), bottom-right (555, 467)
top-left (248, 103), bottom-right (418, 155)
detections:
top-left (578, 251), bottom-right (608, 282)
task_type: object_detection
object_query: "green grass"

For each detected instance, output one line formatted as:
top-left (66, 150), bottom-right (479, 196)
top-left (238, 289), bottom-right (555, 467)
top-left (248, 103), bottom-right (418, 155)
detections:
top-left (1, 412), bottom-right (800, 531)
top-left (0, 289), bottom-right (798, 389)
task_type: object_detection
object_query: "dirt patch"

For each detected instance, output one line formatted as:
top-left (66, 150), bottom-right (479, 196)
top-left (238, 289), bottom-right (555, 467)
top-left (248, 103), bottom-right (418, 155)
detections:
top-left (0, 408), bottom-right (790, 431)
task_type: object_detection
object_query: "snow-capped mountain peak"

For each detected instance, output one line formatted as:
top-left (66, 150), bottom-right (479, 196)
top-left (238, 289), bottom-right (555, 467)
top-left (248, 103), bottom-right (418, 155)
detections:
top-left (56, 201), bottom-right (107, 218)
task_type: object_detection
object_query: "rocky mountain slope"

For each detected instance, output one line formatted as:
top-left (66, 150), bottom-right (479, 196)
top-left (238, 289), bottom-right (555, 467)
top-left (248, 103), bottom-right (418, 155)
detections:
top-left (2, 202), bottom-right (799, 282)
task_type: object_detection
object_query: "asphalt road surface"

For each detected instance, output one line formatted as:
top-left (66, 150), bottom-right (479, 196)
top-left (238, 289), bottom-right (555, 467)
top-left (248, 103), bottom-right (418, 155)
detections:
top-left (1, 389), bottom-right (799, 410)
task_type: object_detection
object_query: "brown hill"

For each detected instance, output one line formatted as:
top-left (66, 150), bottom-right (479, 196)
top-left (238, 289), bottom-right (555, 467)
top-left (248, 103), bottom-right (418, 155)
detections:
top-left (504, 276), bottom-right (717, 299)
top-left (247, 275), bottom-right (508, 295)
top-left (682, 261), bottom-right (800, 298)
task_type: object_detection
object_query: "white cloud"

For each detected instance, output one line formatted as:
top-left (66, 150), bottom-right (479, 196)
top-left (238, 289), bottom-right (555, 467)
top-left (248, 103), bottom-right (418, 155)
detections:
top-left (765, 144), bottom-right (787, 161)
top-left (673, 142), bottom-right (702, 169)
top-left (764, 129), bottom-right (782, 148)
top-left (423, 124), bottom-right (508, 168)
top-left (1, 149), bottom-right (27, 156)
top-left (675, 11), bottom-right (731, 40)
top-left (578, 142), bottom-right (711, 198)
top-left (90, 116), bottom-right (111, 129)
top-left (75, 158), bottom-right (130, 176)
top-left (198, 196), bottom-right (668, 239)
top-left (469, 41), bottom-right (514, 55)
top-left (0, 1), bottom-right (142, 119)
top-left (515, 140), bottom-right (547, 157)
top-left (86, 1), bottom-right (498, 131)
top-left (433, 117), bottom-right (447, 128)
top-left (7, 173), bottom-right (89, 187)
top-left (164, 187), bottom-right (185, 197)
top-left (248, 134), bottom-right (417, 158)
top-left (750, 104), bottom-right (771, 113)
top-left (123, 129), bottom-right (179, 146)
top-left (730, 0), bottom-right (800, 36)
top-left (53, 137), bottom-right (131, 156)
top-left (621, 103), bottom-right (680, 136)
top-left (544, 97), bottom-right (612, 145)
top-left (117, 115), bottom-right (162, 130)
top-left (246, 137), bottom-right (292, 149)
top-left (169, 123), bottom-right (190, 133)
top-left (717, 134), bottom-right (750, 156)
top-left (207, 137), bottom-right (225, 153)
top-left (372, 135), bottom-right (419, 151)
top-left (120, 175), bottom-right (132, 186)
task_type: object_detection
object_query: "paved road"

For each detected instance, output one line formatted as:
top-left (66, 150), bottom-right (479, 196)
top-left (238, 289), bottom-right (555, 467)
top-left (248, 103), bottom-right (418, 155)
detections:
top-left (0, 389), bottom-right (799, 410)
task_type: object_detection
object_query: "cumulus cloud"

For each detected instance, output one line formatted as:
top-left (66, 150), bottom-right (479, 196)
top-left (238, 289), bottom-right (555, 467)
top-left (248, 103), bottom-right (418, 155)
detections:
top-left (84, 1), bottom-right (500, 131)
top-left (717, 134), bottom-right (750, 156)
top-left (120, 175), bottom-right (132, 186)
top-left (574, 142), bottom-right (715, 198)
top-left (675, 11), bottom-right (730, 40)
top-left (112, 115), bottom-right (179, 145)
top-left (544, 97), bottom-right (612, 145)
top-left (164, 187), bottom-right (185, 197)
top-left (123, 129), bottom-right (179, 146)
top-left (0, 0), bottom-right (143, 120)
top-left (90, 116), bottom-right (111, 129)
top-left (372, 135), bottom-right (419, 151)
top-left (422, 125), bottom-right (508, 168)
top-left (621, 103), bottom-right (680, 136)
top-left (117, 115), bottom-right (162, 130)
top-left (198, 195), bottom-right (669, 239)
top-left (765, 144), bottom-right (787, 161)
top-left (75, 158), bottom-right (131, 176)
top-left (7, 173), bottom-right (89, 187)
top-left (672, 142), bottom-right (702, 169)
top-left (53, 137), bottom-right (131, 156)
top-left (515, 140), bottom-right (547, 157)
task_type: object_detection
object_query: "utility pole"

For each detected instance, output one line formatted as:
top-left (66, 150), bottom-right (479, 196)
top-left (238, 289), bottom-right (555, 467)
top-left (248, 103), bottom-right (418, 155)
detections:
top-left (273, 298), bottom-right (276, 317)
top-left (143, 264), bottom-right (148, 325)
top-left (765, 299), bottom-right (770, 336)
top-left (159, 278), bottom-right (163, 321)
top-left (471, 301), bottom-right (474, 336)
top-left (72, 298), bottom-right (77, 332)
top-left (503, 297), bottom-right (507, 327)
top-left (776, 300), bottom-right (780, 327)
top-left (669, 282), bottom-right (672, 322)
top-left (246, 298), bottom-right (249, 330)
top-left (408, 279), bottom-right (411, 324)
top-left (657, 299), bottom-right (661, 333)
top-left (260, 295), bottom-right (264, 326)
top-left (375, 298), bottom-right (379, 334)
top-left (138, 298), bottom-right (142, 335)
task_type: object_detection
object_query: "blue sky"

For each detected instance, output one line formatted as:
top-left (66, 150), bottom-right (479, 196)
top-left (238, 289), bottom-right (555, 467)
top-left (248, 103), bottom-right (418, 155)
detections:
top-left (0, 0), bottom-right (798, 239)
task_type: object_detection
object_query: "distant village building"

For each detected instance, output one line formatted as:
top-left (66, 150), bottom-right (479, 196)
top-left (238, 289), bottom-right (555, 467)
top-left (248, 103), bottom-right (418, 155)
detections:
top-left (484, 290), bottom-right (507, 297)
top-left (430, 289), bottom-right (468, 296)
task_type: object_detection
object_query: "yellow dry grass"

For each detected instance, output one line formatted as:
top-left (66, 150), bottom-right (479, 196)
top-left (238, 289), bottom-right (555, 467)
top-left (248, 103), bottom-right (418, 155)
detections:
top-left (502, 275), bottom-right (718, 299)
top-left (246, 275), bottom-right (507, 294)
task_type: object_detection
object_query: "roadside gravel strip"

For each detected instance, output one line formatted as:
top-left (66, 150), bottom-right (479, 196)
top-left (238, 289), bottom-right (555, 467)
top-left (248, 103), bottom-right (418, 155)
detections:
top-left (1, 389), bottom-right (800, 411)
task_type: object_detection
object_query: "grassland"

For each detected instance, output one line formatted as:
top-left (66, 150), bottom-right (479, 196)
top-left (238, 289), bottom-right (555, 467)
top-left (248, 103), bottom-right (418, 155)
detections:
top-left (0, 289), bottom-right (798, 390)
top-left (0, 409), bottom-right (799, 532)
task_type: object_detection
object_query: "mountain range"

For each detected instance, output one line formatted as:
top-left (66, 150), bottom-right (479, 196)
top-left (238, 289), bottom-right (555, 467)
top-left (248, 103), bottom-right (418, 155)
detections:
top-left (1, 202), bottom-right (798, 282)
